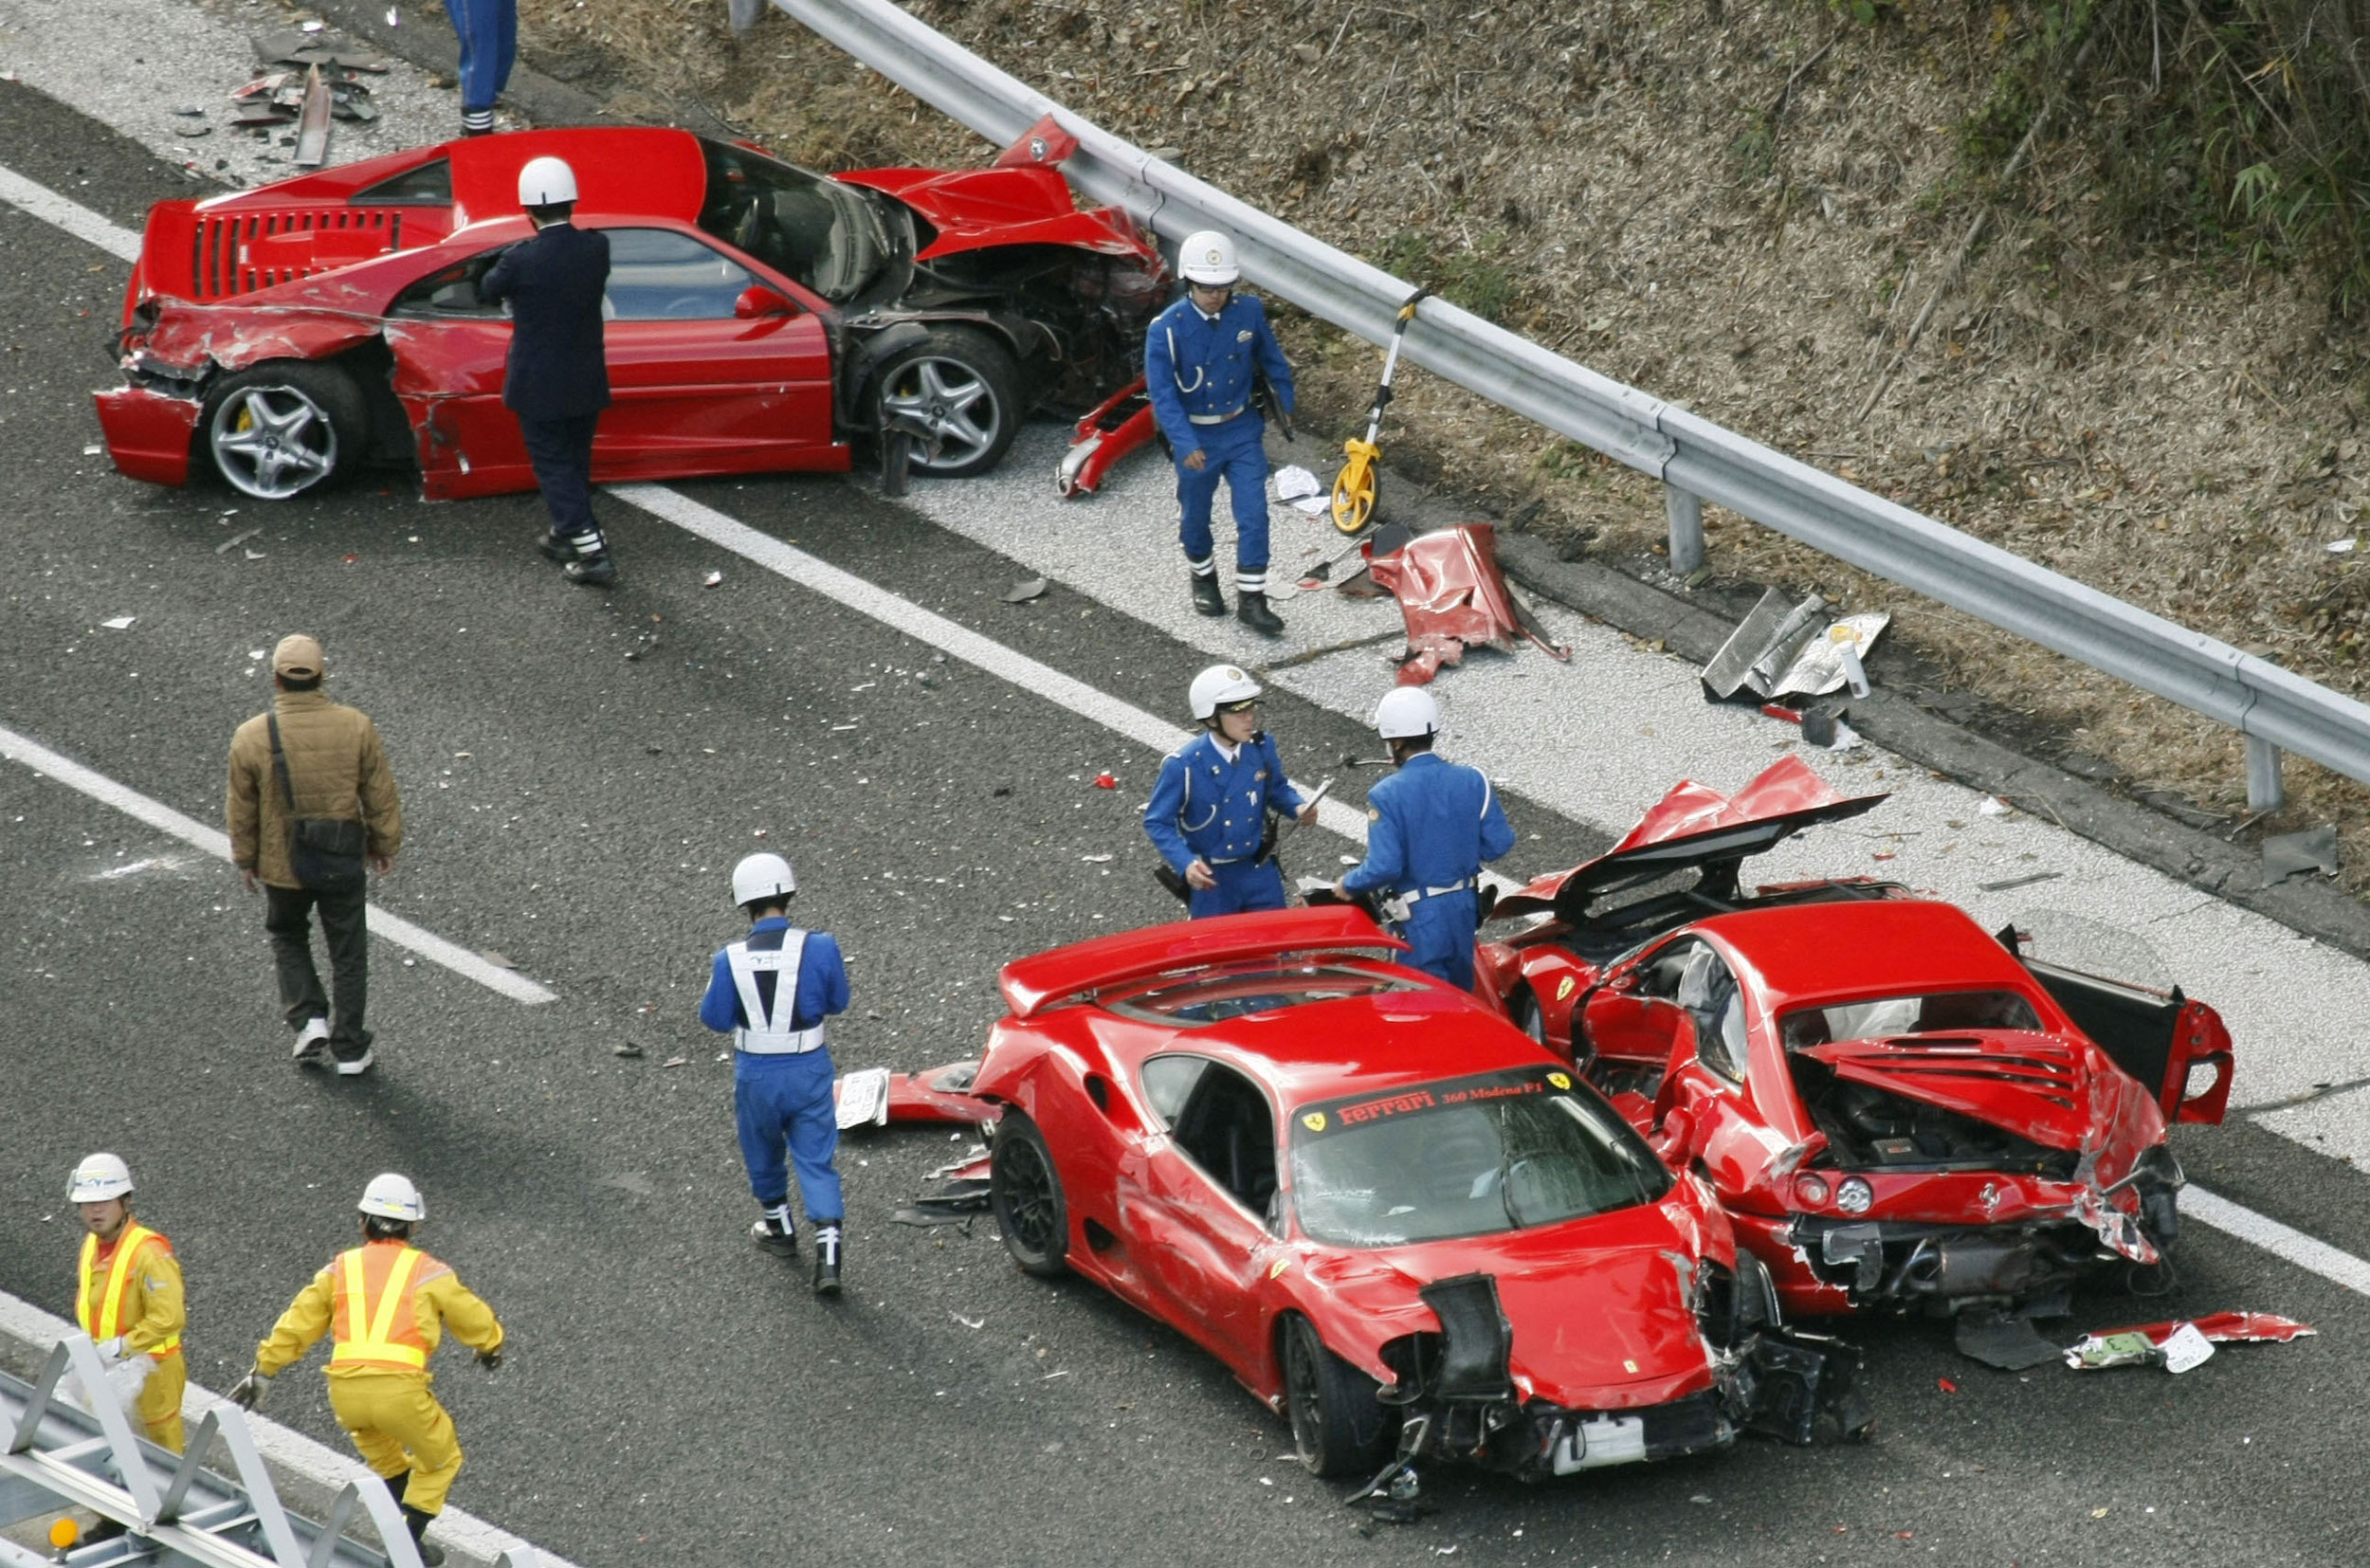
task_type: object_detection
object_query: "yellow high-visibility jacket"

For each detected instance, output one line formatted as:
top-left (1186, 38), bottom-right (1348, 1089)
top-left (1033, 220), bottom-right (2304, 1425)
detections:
top-left (78, 1225), bottom-right (184, 1358)
top-left (254, 1242), bottom-right (502, 1380)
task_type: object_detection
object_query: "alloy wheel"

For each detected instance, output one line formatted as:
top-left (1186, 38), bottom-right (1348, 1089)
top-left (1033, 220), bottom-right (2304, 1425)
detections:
top-left (881, 356), bottom-right (1001, 472)
top-left (209, 384), bottom-right (337, 500)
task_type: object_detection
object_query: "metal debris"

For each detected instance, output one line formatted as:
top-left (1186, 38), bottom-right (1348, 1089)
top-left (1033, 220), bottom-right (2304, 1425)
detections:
top-left (1366, 522), bottom-right (1571, 685)
top-left (292, 64), bottom-right (331, 166)
top-left (1003, 576), bottom-right (1048, 603)
top-left (2064, 1312), bottom-right (2315, 1373)
top-left (1702, 587), bottom-right (1888, 702)
top-left (2262, 825), bottom-right (2340, 884)
top-left (1954, 1309), bottom-right (2061, 1371)
top-left (1978, 870), bottom-right (2064, 892)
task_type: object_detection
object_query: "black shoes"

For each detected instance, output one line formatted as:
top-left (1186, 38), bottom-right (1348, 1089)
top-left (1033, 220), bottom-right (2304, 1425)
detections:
top-left (540, 529), bottom-right (618, 586)
top-left (562, 555), bottom-right (617, 587)
top-left (812, 1223), bottom-right (844, 1296)
top-left (750, 1215), bottom-right (799, 1258)
top-left (1189, 573), bottom-right (1228, 617)
top-left (400, 1504), bottom-right (446, 1566)
top-left (1236, 590), bottom-right (1284, 637)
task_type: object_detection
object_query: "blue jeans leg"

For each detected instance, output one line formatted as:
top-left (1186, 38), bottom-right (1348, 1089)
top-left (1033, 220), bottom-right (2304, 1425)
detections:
top-left (448, 0), bottom-right (516, 114)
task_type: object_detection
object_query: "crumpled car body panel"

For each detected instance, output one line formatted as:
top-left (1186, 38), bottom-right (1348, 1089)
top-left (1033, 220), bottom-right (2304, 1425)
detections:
top-left (1365, 523), bottom-right (1571, 685)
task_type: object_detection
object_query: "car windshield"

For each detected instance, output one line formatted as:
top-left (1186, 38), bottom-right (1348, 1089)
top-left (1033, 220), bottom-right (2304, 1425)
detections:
top-left (1106, 963), bottom-right (1420, 1027)
top-left (1290, 1067), bottom-right (1671, 1247)
top-left (1780, 989), bottom-right (2042, 1048)
top-left (697, 138), bottom-right (889, 302)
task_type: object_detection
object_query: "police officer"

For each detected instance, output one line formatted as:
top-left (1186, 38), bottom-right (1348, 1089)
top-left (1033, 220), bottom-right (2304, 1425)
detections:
top-left (480, 155), bottom-right (616, 587)
top-left (700, 853), bottom-right (852, 1294)
top-left (445, 0), bottom-right (516, 136)
top-left (1336, 687), bottom-right (1515, 990)
top-left (1145, 665), bottom-right (1316, 918)
top-left (1146, 229), bottom-right (1296, 636)
top-left (68, 1155), bottom-right (186, 1454)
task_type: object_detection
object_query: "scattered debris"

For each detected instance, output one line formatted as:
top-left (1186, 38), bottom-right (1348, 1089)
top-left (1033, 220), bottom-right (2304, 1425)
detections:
top-left (1978, 870), bottom-right (2064, 892)
top-left (99, 616), bottom-right (136, 630)
top-left (1366, 523), bottom-right (1571, 685)
top-left (891, 1179), bottom-right (992, 1228)
top-left (292, 64), bottom-right (331, 166)
top-left (1955, 1309), bottom-right (2061, 1371)
top-left (1080, 852), bottom-right (1113, 863)
top-left (1272, 464), bottom-right (1328, 515)
top-left (612, 1043), bottom-right (645, 1059)
top-left (833, 1066), bottom-right (893, 1129)
top-left (235, 32), bottom-right (389, 132)
top-left (660, 1056), bottom-right (688, 1068)
top-left (2262, 825), bottom-right (2340, 884)
top-left (1056, 374), bottom-right (1155, 497)
top-left (1093, 771), bottom-right (1119, 789)
top-left (1003, 576), bottom-right (1048, 603)
top-left (1700, 587), bottom-right (1888, 702)
top-left (2064, 1311), bottom-right (2314, 1372)
top-left (702, 569), bottom-right (724, 588)
top-left (1978, 795), bottom-right (2013, 817)
top-left (2328, 538), bottom-right (2358, 554)
top-left (477, 950), bottom-right (517, 969)
top-left (952, 1312), bottom-right (986, 1329)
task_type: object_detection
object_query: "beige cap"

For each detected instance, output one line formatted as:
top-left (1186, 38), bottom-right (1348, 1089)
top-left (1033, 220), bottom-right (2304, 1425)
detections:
top-left (272, 634), bottom-right (324, 679)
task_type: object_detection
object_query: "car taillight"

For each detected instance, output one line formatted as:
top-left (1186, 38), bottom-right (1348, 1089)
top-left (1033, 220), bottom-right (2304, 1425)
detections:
top-left (1794, 1173), bottom-right (1831, 1208)
top-left (1835, 1176), bottom-right (1874, 1215)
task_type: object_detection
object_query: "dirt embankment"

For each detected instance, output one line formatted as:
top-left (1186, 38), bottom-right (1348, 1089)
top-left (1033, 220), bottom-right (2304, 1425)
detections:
top-left (511, 0), bottom-right (2370, 884)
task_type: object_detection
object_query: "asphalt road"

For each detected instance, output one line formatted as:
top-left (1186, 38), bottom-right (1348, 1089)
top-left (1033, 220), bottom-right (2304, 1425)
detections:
top-left (3, 71), bottom-right (2368, 1568)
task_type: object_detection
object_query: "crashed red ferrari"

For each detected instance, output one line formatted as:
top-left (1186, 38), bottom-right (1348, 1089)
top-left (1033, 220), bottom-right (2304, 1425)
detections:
top-left (1476, 757), bottom-right (2235, 1330)
top-left (957, 905), bottom-right (1868, 1487)
top-left (96, 121), bottom-right (1162, 501)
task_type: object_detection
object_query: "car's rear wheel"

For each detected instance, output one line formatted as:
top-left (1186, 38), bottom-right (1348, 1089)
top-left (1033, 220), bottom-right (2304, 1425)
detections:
top-left (202, 361), bottom-right (366, 501)
top-left (1281, 1314), bottom-right (1395, 1479)
top-left (873, 327), bottom-right (1022, 478)
top-left (1509, 985), bottom-right (1546, 1046)
top-left (990, 1109), bottom-right (1069, 1278)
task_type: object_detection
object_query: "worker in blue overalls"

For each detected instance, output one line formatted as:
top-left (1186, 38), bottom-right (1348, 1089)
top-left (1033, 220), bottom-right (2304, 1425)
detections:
top-left (700, 853), bottom-right (851, 1295)
top-left (1336, 687), bottom-right (1516, 991)
top-left (1145, 665), bottom-right (1317, 917)
top-left (444, 0), bottom-right (517, 137)
top-left (1145, 229), bottom-right (1296, 637)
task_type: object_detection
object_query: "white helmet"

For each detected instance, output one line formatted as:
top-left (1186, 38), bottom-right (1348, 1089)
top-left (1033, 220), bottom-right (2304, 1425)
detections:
top-left (732, 852), bottom-right (797, 908)
top-left (69, 1153), bottom-right (134, 1204)
top-left (1188, 664), bottom-right (1262, 721)
top-left (358, 1173), bottom-right (426, 1223)
top-left (1177, 229), bottom-right (1240, 286)
top-left (1374, 685), bottom-right (1440, 740)
top-left (517, 155), bottom-right (579, 208)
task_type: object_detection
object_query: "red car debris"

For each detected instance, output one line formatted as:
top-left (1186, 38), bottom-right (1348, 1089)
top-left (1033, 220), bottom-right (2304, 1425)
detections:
top-left (1476, 757), bottom-right (2235, 1322)
top-left (96, 122), bottom-right (1163, 501)
top-left (961, 905), bottom-right (1869, 1489)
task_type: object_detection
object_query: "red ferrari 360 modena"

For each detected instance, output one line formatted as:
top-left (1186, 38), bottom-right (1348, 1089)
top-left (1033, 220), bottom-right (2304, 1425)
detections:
top-left (96, 121), bottom-right (1163, 501)
top-left (1476, 757), bottom-right (2235, 1333)
top-left (965, 905), bottom-right (1868, 1486)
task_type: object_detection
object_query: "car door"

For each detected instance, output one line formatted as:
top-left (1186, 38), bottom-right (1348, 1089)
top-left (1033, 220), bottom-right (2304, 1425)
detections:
top-left (589, 226), bottom-right (836, 479)
top-left (1127, 1054), bottom-right (1282, 1373)
top-left (383, 246), bottom-right (535, 500)
top-left (1627, 938), bottom-right (1778, 1193)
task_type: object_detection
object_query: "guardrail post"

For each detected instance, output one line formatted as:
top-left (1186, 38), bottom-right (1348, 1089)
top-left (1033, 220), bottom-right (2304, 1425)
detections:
top-left (2246, 736), bottom-right (2286, 812)
top-left (1665, 484), bottom-right (1705, 574)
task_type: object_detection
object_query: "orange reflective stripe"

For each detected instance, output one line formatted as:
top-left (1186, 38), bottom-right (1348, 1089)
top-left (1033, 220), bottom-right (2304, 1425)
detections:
top-left (78, 1226), bottom-right (178, 1358)
top-left (330, 1245), bottom-right (430, 1370)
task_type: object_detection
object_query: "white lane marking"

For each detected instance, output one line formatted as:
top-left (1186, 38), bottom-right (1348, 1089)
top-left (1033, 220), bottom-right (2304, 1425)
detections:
top-left (0, 1285), bottom-right (577, 1568)
top-left (0, 165), bottom-right (140, 263)
top-left (0, 721), bottom-right (555, 1005)
top-left (2182, 1185), bottom-right (2370, 1297)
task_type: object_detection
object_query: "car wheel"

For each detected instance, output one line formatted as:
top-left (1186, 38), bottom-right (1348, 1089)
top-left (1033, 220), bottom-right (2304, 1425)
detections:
top-left (202, 362), bottom-right (367, 501)
top-left (874, 327), bottom-right (1022, 479)
top-left (990, 1109), bottom-right (1069, 1278)
top-left (1281, 1314), bottom-right (1395, 1479)
top-left (1509, 986), bottom-right (1546, 1046)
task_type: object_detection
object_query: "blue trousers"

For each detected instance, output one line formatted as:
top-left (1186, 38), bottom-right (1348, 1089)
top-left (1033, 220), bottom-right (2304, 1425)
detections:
top-left (518, 413), bottom-right (599, 538)
top-left (734, 1049), bottom-right (844, 1223)
top-left (1175, 413), bottom-right (1270, 579)
top-left (447, 0), bottom-right (518, 116)
top-left (1187, 859), bottom-right (1286, 919)
top-left (1399, 892), bottom-right (1481, 992)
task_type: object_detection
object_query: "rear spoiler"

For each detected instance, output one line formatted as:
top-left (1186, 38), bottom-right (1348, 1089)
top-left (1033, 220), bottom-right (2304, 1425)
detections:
top-left (997, 906), bottom-right (1406, 1019)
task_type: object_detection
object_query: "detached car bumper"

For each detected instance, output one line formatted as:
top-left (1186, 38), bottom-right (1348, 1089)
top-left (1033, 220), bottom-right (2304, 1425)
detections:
top-left (93, 385), bottom-right (199, 486)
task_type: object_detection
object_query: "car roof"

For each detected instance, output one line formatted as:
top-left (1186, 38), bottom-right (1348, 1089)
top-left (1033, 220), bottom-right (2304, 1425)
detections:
top-left (1693, 898), bottom-right (2035, 1010)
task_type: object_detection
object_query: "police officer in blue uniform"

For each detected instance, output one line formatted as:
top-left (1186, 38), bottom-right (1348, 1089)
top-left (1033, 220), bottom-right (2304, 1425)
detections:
top-left (699, 852), bottom-right (852, 1295)
top-left (444, 0), bottom-right (516, 136)
top-left (1145, 665), bottom-right (1317, 917)
top-left (1337, 687), bottom-right (1516, 991)
top-left (1145, 229), bottom-right (1296, 637)
top-left (480, 155), bottom-right (617, 588)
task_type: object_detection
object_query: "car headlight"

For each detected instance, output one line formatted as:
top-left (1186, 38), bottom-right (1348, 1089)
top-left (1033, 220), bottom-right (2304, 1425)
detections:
top-left (1834, 1176), bottom-right (1874, 1215)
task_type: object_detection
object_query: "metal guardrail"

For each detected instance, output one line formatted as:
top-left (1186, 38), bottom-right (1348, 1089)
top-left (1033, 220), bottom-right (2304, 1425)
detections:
top-left (750, 0), bottom-right (2370, 811)
top-left (1, 1336), bottom-right (535, 1568)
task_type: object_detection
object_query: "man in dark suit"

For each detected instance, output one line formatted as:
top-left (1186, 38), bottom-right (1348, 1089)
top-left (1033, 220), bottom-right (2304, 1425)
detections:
top-left (481, 155), bottom-right (617, 587)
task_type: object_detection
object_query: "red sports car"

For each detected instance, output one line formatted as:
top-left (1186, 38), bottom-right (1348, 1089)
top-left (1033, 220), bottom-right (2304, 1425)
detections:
top-left (96, 121), bottom-right (1163, 501)
top-left (1476, 757), bottom-right (2235, 1335)
top-left (966, 905), bottom-right (1868, 1489)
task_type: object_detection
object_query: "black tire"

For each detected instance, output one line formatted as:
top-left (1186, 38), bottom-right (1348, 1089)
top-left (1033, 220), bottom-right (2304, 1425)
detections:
top-left (1509, 985), bottom-right (1546, 1046)
top-left (201, 361), bottom-right (368, 501)
top-left (1281, 1314), bottom-right (1395, 1479)
top-left (871, 326), bottom-right (1023, 479)
top-left (990, 1109), bottom-right (1069, 1278)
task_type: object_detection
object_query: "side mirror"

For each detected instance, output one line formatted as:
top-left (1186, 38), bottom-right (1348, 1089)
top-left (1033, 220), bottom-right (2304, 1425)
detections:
top-left (734, 284), bottom-right (795, 319)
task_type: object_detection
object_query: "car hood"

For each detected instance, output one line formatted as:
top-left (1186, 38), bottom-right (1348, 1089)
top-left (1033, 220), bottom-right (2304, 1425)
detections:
top-left (1492, 757), bottom-right (1887, 921)
top-left (1805, 1029), bottom-right (2166, 1153)
top-left (833, 165), bottom-right (1158, 261)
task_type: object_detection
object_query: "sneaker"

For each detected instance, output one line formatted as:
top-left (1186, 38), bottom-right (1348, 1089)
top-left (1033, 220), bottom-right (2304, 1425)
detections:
top-left (536, 531), bottom-right (575, 564)
top-left (749, 1216), bottom-right (799, 1258)
top-left (334, 1048), bottom-right (376, 1078)
top-left (562, 555), bottom-right (617, 587)
top-left (291, 1016), bottom-right (331, 1065)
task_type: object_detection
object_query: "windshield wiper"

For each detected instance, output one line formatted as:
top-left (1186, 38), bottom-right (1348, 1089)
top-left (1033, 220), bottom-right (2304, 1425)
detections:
top-left (1496, 1112), bottom-right (1527, 1230)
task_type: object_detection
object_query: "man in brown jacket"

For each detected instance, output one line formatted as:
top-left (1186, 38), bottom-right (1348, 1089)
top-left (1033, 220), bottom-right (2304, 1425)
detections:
top-left (227, 634), bottom-right (403, 1075)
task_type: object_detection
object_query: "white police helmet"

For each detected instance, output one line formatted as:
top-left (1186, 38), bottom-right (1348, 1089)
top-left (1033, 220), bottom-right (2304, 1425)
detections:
top-left (1374, 685), bottom-right (1440, 740)
top-left (69, 1153), bottom-right (134, 1204)
top-left (1177, 229), bottom-right (1240, 286)
top-left (358, 1173), bottom-right (426, 1223)
top-left (732, 852), bottom-right (797, 908)
top-left (517, 155), bottom-right (579, 208)
top-left (1188, 664), bottom-right (1263, 721)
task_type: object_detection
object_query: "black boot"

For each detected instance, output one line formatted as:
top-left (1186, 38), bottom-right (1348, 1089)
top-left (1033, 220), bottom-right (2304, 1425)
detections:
top-left (812, 1222), bottom-right (844, 1296)
top-left (535, 529), bottom-right (574, 564)
top-left (400, 1504), bottom-right (447, 1566)
top-left (1189, 573), bottom-right (1228, 617)
top-left (750, 1210), bottom-right (799, 1258)
top-left (1236, 590), bottom-right (1284, 637)
top-left (555, 528), bottom-right (618, 586)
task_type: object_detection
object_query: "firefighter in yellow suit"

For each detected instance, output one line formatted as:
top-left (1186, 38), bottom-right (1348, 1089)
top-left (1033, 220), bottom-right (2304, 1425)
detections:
top-left (229, 1174), bottom-right (503, 1568)
top-left (68, 1153), bottom-right (186, 1451)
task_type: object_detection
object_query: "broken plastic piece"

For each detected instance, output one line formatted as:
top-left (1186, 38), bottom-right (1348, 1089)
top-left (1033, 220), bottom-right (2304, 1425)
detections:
top-left (1056, 374), bottom-right (1155, 497)
top-left (1701, 588), bottom-right (1888, 702)
top-left (1954, 1309), bottom-right (2060, 1371)
top-left (1093, 771), bottom-right (1119, 789)
top-left (100, 616), bottom-right (137, 630)
top-left (832, 1066), bottom-right (892, 1129)
top-left (2064, 1311), bottom-right (2314, 1371)
top-left (1004, 576), bottom-right (1048, 603)
top-left (1364, 523), bottom-right (1571, 686)
top-left (2262, 825), bottom-right (2339, 884)
top-left (292, 64), bottom-right (331, 168)
top-left (702, 569), bottom-right (724, 588)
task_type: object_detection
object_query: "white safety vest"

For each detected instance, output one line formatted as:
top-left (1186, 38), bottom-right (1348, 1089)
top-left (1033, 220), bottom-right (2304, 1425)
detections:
top-left (726, 931), bottom-right (826, 1054)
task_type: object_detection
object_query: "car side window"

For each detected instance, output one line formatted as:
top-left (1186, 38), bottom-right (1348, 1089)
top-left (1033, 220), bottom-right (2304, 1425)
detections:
top-left (388, 247), bottom-right (512, 318)
top-left (1139, 1054), bottom-right (1210, 1127)
top-left (1638, 938), bottom-right (1749, 1084)
top-left (603, 228), bottom-right (755, 321)
top-left (1167, 1061), bottom-right (1279, 1225)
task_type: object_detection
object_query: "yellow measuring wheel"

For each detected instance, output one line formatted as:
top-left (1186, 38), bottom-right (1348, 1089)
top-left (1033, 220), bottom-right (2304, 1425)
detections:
top-left (1330, 287), bottom-right (1428, 536)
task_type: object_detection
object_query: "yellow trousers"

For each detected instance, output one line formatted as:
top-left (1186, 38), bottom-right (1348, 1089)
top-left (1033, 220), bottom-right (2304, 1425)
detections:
top-left (137, 1355), bottom-right (186, 1453)
top-left (325, 1373), bottom-right (462, 1515)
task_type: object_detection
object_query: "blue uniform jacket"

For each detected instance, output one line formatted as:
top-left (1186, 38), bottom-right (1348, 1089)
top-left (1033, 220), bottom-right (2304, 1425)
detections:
top-left (481, 222), bottom-right (611, 421)
top-left (699, 918), bottom-right (850, 1034)
top-left (1143, 293), bottom-right (1294, 452)
top-left (1144, 731), bottom-right (1305, 874)
top-left (1341, 753), bottom-right (1517, 896)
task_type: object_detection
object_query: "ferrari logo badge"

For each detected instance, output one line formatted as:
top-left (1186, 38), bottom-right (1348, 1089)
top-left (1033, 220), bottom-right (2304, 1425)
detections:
top-left (1302, 1111), bottom-right (1327, 1133)
top-left (1556, 976), bottom-right (1577, 1002)
top-left (1547, 1072), bottom-right (1571, 1090)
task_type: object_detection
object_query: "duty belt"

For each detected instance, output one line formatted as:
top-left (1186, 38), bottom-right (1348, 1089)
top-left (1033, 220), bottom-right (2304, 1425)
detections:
top-left (1187, 405), bottom-right (1248, 426)
top-left (1398, 877), bottom-right (1475, 904)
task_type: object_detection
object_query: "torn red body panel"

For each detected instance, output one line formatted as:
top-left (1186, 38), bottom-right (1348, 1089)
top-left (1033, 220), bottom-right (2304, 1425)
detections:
top-left (2109, 1311), bottom-right (2316, 1344)
top-left (1806, 1031), bottom-right (2151, 1155)
top-left (883, 1060), bottom-right (1002, 1127)
top-left (91, 387), bottom-right (202, 486)
top-left (832, 163), bottom-right (1152, 260)
top-left (1365, 523), bottom-right (1570, 685)
top-left (1056, 374), bottom-right (1158, 497)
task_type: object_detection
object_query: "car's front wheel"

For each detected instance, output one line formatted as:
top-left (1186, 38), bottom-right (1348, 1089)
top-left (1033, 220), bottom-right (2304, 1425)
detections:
top-left (1281, 1314), bottom-right (1395, 1479)
top-left (873, 327), bottom-right (1022, 478)
top-left (990, 1109), bottom-right (1069, 1278)
top-left (201, 362), bottom-right (367, 501)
